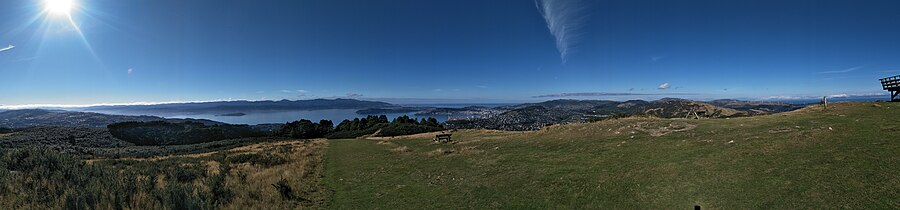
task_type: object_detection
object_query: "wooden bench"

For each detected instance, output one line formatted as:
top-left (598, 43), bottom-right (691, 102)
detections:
top-left (433, 133), bottom-right (452, 143)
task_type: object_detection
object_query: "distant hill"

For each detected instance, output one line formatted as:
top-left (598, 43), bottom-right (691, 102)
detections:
top-left (447, 98), bottom-right (804, 131)
top-left (82, 98), bottom-right (396, 115)
top-left (0, 109), bottom-right (222, 128)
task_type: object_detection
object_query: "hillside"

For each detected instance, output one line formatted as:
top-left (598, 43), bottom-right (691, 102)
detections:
top-left (446, 98), bottom-right (801, 131)
top-left (324, 102), bottom-right (899, 208)
top-left (1, 102), bottom-right (896, 209)
top-left (0, 109), bottom-right (222, 128)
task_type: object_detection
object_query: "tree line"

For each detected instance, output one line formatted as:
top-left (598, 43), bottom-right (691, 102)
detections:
top-left (106, 115), bottom-right (445, 146)
top-left (276, 115), bottom-right (444, 139)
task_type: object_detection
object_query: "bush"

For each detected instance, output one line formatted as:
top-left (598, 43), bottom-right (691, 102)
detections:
top-left (272, 178), bottom-right (294, 201)
top-left (0, 148), bottom-right (230, 209)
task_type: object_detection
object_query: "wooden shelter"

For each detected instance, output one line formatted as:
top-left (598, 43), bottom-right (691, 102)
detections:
top-left (880, 75), bottom-right (900, 101)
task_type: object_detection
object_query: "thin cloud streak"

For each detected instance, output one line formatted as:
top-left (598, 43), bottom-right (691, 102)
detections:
top-left (0, 45), bottom-right (14, 52)
top-left (533, 92), bottom-right (698, 98)
top-left (817, 66), bottom-right (861, 74)
top-left (535, 0), bottom-right (588, 63)
top-left (760, 92), bottom-right (886, 101)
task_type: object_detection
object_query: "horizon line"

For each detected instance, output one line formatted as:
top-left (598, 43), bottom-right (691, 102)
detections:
top-left (0, 92), bottom-right (889, 110)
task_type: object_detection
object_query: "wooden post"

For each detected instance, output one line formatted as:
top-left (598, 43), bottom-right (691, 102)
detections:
top-left (823, 96), bottom-right (827, 111)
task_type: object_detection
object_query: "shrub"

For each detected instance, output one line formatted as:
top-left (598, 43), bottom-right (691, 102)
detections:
top-left (272, 178), bottom-right (294, 201)
top-left (170, 166), bottom-right (203, 183)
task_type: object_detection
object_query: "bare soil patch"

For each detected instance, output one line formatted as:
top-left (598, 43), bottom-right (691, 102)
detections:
top-left (633, 121), bottom-right (698, 137)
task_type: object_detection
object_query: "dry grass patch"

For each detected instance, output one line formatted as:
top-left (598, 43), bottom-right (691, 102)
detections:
top-left (0, 133), bottom-right (14, 138)
top-left (425, 148), bottom-right (457, 157)
top-left (390, 146), bottom-right (412, 154)
top-left (222, 140), bottom-right (328, 209)
top-left (633, 121), bottom-right (697, 137)
top-left (69, 139), bottom-right (329, 209)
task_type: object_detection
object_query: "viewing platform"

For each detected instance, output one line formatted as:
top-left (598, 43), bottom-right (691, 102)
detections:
top-left (880, 75), bottom-right (900, 101)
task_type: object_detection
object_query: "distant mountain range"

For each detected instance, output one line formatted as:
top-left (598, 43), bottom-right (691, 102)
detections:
top-left (80, 98), bottom-right (396, 115)
top-left (0, 98), bottom-right (806, 131)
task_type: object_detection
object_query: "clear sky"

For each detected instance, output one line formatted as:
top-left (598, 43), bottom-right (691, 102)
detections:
top-left (1, 0), bottom-right (899, 106)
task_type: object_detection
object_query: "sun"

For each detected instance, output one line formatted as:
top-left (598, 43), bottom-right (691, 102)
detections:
top-left (45, 0), bottom-right (75, 16)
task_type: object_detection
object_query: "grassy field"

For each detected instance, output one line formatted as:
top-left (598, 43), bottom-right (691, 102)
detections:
top-left (2, 102), bottom-right (898, 209)
top-left (323, 102), bottom-right (900, 209)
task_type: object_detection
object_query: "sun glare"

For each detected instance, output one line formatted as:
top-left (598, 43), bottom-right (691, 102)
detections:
top-left (45, 0), bottom-right (75, 15)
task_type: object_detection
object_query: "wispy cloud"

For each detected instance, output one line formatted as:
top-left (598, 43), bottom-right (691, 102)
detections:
top-left (127, 68), bottom-right (134, 74)
top-left (535, 0), bottom-right (588, 63)
top-left (346, 93), bottom-right (363, 98)
top-left (651, 56), bottom-right (666, 62)
top-left (760, 92), bottom-right (886, 101)
top-left (280, 89), bottom-right (308, 93)
top-left (658, 83), bottom-right (671, 89)
top-left (1, 56), bottom-right (36, 63)
top-left (533, 92), bottom-right (698, 98)
top-left (817, 66), bottom-right (861, 74)
top-left (0, 45), bottom-right (14, 52)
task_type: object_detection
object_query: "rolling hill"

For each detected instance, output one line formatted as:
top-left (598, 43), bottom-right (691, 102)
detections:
top-left (447, 98), bottom-right (803, 131)
top-left (324, 102), bottom-right (898, 208)
top-left (0, 109), bottom-right (222, 128)
top-left (1, 102), bottom-right (894, 209)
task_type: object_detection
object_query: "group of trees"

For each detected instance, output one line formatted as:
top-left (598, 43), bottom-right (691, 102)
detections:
top-left (107, 121), bottom-right (268, 146)
top-left (328, 115), bottom-right (444, 139)
top-left (273, 115), bottom-right (445, 139)
top-left (105, 115), bottom-right (444, 145)
top-left (273, 119), bottom-right (334, 139)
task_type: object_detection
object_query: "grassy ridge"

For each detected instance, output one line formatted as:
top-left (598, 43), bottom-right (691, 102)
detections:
top-left (323, 102), bottom-right (900, 208)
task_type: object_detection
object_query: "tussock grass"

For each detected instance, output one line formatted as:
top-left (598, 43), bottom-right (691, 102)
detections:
top-left (0, 139), bottom-right (328, 209)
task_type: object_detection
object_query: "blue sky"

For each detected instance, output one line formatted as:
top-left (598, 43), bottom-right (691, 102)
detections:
top-left (1, 0), bottom-right (899, 106)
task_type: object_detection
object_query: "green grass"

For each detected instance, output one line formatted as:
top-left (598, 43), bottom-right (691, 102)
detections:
top-left (323, 102), bottom-right (900, 209)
